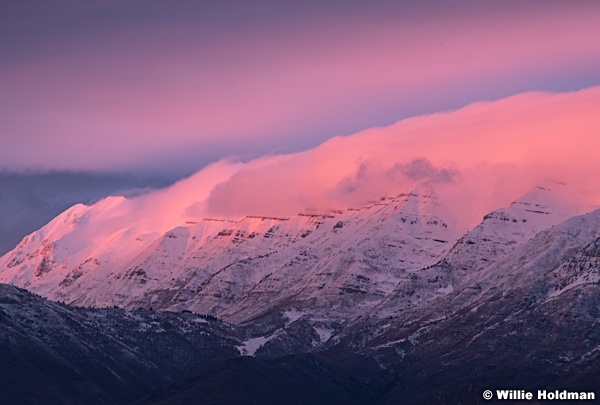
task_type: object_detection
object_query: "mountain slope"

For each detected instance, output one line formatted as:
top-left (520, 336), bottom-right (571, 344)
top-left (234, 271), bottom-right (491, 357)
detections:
top-left (343, 208), bottom-right (600, 403)
top-left (0, 183), bottom-right (456, 324)
top-left (0, 182), bottom-right (589, 358)
top-left (0, 284), bottom-right (240, 404)
top-left (1, 182), bottom-right (600, 403)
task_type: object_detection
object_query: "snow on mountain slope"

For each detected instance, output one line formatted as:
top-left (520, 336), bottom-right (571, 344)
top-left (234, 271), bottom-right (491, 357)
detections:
top-left (0, 178), bottom-right (590, 348)
top-left (0, 159), bottom-right (251, 295)
top-left (0, 181), bottom-right (456, 322)
top-left (339, 182), bottom-right (583, 326)
top-left (0, 196), bottom-right (157, 294)
top-left (357, 207), bottom-right (600, 385)
top-left (367, 205), bottom-right (600, 346)
top-left (550, 235), bottom-right (600, 297)
top-left (445, 205), bottom-right (600, 311)
top-left (219, 182), bottom-right (456, 323)
top-left (285, 207), bottom-right (600, 402)
top-left (63, 213), bottom-right (328, 312)
top-left (444, 181), bottom-right (581, 280)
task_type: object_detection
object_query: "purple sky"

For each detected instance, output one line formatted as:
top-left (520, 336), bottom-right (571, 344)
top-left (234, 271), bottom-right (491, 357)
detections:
top-left (1, 0), bottom-right (600, 254)
top-left (2, 0), bottom-right (600, 175)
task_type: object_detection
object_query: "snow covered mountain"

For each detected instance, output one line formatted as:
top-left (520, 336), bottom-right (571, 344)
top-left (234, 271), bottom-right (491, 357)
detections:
top-left (0, 180), bottom-right (589, 333)
top-left (0, 181), bottom-right (586, 322)
top-left (350, 207), bottom-right (600, 403)
top-left (2, 178), bottom-right (600, 404)
top-left (0, 182), bottom-right (455, 320)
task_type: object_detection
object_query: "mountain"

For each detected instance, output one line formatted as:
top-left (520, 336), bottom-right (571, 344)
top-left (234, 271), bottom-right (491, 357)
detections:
top-left (1, 180), bottom-right (599, 403)
top-left (355, 182), bottom-right (581, 324)
top-left (356, 208), bottom-right (600, 403)
top-left (0, 182), bottom-right (587, 342)
top-left (0, 182), bottom-right (456, 320)
top-left (0, 283), bottom-right (240, 404)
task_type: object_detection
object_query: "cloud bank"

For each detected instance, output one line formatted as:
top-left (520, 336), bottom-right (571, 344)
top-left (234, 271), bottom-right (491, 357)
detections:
top-left (196, 86), bottom-right (600, 232)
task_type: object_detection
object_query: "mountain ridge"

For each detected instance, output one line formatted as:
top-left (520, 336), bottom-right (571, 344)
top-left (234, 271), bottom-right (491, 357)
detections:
top-left (1, 180), bottom-right (600, 403)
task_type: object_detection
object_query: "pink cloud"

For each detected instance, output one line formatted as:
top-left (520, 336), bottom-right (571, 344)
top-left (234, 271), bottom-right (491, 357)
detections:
top-left (19, 86), bottom-right (599, 252)
top-left (202, 86), bottom-right (600, 232)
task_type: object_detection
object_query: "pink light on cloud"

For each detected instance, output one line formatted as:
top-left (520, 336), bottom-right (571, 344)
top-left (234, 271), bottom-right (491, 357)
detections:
top-left (200, 86), bottom-right (600, 232)
top-left (1, 1), bottom-right (600, 173)
top-left (9, 85), bottom-right (598, 253)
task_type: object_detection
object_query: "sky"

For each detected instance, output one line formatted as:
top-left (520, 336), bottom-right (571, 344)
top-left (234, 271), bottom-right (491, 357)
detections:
top-left (1, 0), bottom-right (600, 254)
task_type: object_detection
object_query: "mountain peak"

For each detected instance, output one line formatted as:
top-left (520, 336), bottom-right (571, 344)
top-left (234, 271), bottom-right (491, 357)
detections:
top-left (443, 181), bottom-right (581, 281)
top-left (508, 180), bottom-right (578, 219)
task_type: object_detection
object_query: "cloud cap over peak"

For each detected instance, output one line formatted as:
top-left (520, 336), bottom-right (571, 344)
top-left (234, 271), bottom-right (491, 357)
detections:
top-left (201, 86), bottom-right (600, 232)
